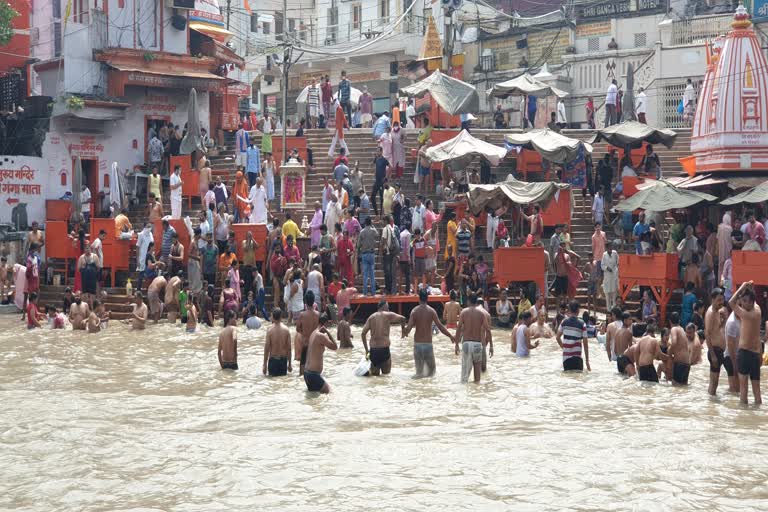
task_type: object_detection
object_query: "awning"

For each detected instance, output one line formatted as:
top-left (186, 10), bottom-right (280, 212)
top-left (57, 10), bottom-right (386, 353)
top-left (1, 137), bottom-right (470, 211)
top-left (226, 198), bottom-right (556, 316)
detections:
top-left (614, 179), bottom-right (716, 212)
top-left (727, 176), bottom-right (768, 190)
top-left (468, 175), bottom-right (569, 215)
top-left (590, 121), bottom-right (678, 149)
top-left (189, 22), bottom-right (233, 42)
top-left (425, 129), bottom-right (509, 166)
top-left (637, 174), bottom-right (728, 190)
top-left (107, 66), bottom-right (224, 96)
top-left (399, 69), bottom-right (479, 116)
top-left (505, 129), bottom-right (592, 165)
top-left (487, 73), bottom-right (568, 99)
top-left (720, 180), bottom-right (768, 205)
top-left (189, 0), bottom-right (232, 42)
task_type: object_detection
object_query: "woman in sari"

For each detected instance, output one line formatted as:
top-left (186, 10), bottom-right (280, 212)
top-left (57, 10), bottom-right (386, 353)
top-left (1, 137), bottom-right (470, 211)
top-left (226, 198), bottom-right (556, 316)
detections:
top-left (390, 122), bottom-right (406, 178)
top-left (232, 171), bottom-right (250, 223)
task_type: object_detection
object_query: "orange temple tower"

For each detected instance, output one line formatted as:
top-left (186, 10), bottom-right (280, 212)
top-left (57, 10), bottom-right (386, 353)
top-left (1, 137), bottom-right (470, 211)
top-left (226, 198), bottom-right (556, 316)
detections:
top-left (691, 5), bottom-right (768, 172)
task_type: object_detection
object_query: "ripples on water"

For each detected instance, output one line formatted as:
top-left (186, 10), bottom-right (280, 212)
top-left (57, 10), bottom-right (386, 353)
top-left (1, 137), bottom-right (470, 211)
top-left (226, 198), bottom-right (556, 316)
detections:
top-left (0, 317), bottom-right (766, 511)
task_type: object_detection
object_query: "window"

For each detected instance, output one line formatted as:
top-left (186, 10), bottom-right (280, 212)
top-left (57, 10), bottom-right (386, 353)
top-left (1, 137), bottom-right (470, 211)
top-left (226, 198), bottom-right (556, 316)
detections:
top-left (352, 3), bottom-right (361, 31)
top-left (380, 0), bottom-right (389, 20)
top-left (588, 37), bottom-right (599, 52)
top-left (262, 22), bottom-right (270, 35)
top-left (250, 13), bottom-right (258, 32)
top-left (634, 32), bottom-right (647, 48)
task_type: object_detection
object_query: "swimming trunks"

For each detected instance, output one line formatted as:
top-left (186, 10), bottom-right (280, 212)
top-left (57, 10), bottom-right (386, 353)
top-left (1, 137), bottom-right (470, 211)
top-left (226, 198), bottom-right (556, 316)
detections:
top-left (461, 340), bottom-right (483, 383)
top-left (737, 349), bottom-right (761, 381)
top-left (563, 356), bottom-right (583, 372)
top-left (268, 356), bottom-right (288, 376)
top-left (370, 346), bottom-right (391, 369)
top-left (616, 355), bottom-right (631, 374)
top-left (221, 362), bottom-right (239, 370)
top-left (708, 347), bottom-right (727, 374)
top-left (186, 327), bottom-right (196, 333)
top-left (637, 364), bottom-right (659, 382)
top-left (552, 275), bottom-right (568, 295)
top-left (672, 362), bottom-right (690, 384)
top-left (413, 343), bottom-right (435, 377)
top-left (304, 369), bottom-right (326, 392)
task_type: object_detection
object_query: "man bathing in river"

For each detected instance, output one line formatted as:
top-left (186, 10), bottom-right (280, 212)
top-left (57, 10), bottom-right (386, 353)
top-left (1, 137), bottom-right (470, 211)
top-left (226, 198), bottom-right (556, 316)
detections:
top-left (68, 293), bottom-right (90, 330)
top-left (218, 310), bottom-right (238, 370)
top-left (147, 273), bottom-right (167, 324)
top-left (304, 313), bottom-right (338, 394)
top-left (614, 312), bottom-right (633, 375)
top-left (605, 306), bottom-right (623, 361)
top-left (443, 290), bottom-right (461, 329)
top-left (264, 308), bottom-right (292, 377)
top-left (556, 300), bottom-right (591, 372)
top-left (165, 271), bottom-right (183, 323)
top-left (403, 289), bottom-right (455, 378)
top-left (455, 293), bottom-right (493, 383)
top-left (668, 312), bottom-right (691, 385)
top-left (635, 325), bottom-right (669, 382)
top-left (361, 300), bottom-right (406, 376)
top-left (129, 292), bottom-right (147, 330)
top-left (729, 281), bottom-right (762, 405)
top-left (705, 288), bottom-right (731, 395)
top-left (337, 307), bottom-right (353, 348)
top-left (295, 291), bottom-right (319, 375)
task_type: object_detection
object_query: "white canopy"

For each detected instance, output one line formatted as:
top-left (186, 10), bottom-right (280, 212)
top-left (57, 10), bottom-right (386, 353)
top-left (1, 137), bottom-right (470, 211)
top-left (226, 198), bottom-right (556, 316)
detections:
top-left (424, 129), bottom-right (509, 166)
top-left (505, 129), bottom-right (592, 165)
top-left (487, 73), bottom-right (568, 99)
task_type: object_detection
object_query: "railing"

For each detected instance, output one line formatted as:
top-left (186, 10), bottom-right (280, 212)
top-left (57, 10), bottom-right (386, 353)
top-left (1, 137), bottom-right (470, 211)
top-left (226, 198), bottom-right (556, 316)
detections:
top-left (655, 78), bottom-right (703, 129)
top-left (318, 15), bottom-right (426, 48)
top-left (586, 50), bottom-right (655, 128)
top-left (670, 14), bottom-right (731, 46)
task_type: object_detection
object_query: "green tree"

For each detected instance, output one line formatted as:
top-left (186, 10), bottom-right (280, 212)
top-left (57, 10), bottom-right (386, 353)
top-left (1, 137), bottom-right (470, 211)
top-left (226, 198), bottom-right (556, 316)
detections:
top-left (0, 1), bottom-right (20, 48)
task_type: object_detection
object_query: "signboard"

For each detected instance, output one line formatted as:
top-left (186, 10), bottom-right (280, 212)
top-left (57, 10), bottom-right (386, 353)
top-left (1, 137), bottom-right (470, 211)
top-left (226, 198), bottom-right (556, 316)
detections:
top-left (750, 0), bottom-right (768, 19)
top-left (575, 21), bottom-right (612, 39)
top-left (108, 70), bottom-right (223, 96)
top-left (0, 155), bottom-right (67, 227)
top-left (579, 0), bottom-right (631, 19)
top-left (224, 82), bottom-right (251, 97)
top-left (67, 136), bottom-right (104, 158)
top-left (528, 29), bottom-right (570, 64)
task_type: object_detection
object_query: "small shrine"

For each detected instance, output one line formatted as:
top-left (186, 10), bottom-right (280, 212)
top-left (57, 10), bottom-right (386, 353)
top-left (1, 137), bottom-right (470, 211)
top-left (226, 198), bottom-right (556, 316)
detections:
top-left (280, 157), bottom-right (306, 209)
top-left (691, 4), bottom-right (768, 172)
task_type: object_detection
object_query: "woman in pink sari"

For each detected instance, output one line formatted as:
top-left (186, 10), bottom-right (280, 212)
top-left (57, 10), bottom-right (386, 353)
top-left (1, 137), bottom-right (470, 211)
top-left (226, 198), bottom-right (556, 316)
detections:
top-left (717, 212), bottom-right (732, 280)
top-left (390, 122), bottom-right (406, 178)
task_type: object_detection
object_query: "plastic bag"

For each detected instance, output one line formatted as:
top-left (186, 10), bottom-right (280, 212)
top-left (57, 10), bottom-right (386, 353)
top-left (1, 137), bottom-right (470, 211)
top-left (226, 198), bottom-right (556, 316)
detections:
top-left (354, 357), bottom-right (371, 377)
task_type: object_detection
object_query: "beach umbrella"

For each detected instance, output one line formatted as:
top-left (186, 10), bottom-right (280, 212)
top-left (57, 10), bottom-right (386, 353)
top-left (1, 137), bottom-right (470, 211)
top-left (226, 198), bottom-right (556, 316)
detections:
top-left (424, 129), bottom-right (509, 166)
top-left (180, 88), bottom-right (203, 155)
top-left (720, 180), bottom-right (768, 205)
top-left (487, 73), bottom-right (568, 99)
top-left (505, 128), bottom-right (592, 165)
top-left (468, 175), bottom-right (570, 216)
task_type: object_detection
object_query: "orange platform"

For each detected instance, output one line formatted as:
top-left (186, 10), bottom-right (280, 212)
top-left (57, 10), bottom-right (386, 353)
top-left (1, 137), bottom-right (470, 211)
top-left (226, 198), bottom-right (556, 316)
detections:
top-left (732, 250), bottom-right (768, 286)
top-left (349, 294), bottom-right (450, 316)
top-left (153, 219), bottom-right (191, 265)
top-left (230, 223), bottom-right (268, 264)
top-left (171, 155), bottom-right (199, 209)
top-left (539, 188), bottom-right (571, 227)
top-left (91, 217), bottom-right (135, 285)
top-left (619, 253), bottom-right (681, 325)
top-left (46, 200), bottom-right (72, 222)
top-left (492, 247), bottom-right (546, 295)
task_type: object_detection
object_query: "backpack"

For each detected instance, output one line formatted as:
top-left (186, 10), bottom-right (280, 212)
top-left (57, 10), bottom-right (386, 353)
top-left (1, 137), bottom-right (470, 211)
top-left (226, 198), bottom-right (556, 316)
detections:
top-left (386, 225), bottom-right (401, 256)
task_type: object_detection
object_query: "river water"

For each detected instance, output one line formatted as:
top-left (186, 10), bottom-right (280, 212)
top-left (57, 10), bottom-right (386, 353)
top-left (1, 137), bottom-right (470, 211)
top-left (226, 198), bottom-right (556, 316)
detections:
top-left (1, 317), bottom-right (766, 511)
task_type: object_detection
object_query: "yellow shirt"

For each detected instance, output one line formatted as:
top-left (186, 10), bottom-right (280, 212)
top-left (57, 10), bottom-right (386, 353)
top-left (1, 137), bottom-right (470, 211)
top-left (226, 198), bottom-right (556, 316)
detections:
top-left (383, 187), bottom-right (395, 214)
top-left (148, 174), bottom-right (161, 198)
top-left (282, 219), bottom-right (303, 241)
top-left (445, 219), bottom-right (457, 258)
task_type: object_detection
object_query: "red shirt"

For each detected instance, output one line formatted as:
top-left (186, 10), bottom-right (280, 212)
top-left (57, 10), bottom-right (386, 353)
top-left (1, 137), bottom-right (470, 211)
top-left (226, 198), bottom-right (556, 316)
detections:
top-left (328, 281), bottom-right (342, 300)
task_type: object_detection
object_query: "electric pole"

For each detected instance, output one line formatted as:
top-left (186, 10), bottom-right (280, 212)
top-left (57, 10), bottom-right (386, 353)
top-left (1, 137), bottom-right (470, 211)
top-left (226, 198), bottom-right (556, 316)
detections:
top-left (226, 0), bottom-right (231, 30)
top-left (281, 0), bottom-right (289, 163)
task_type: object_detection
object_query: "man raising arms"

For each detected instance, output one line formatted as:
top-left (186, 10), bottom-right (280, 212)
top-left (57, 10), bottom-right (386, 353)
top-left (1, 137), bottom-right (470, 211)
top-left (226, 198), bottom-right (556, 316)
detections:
top-left (263, 308), bottom-right (292, 377)
top-left (455, 293), bottom-right (493, 383)
top-left (403, 289), bottom-right (455, 378)
top-left (729, 281), bottom-right (762, 405)
top-left (361, 300), bottom-right (406, 376)
top-left (304, 313), bottom-right (338, 394)
top-left (705, 288), bottom-right (729, 395)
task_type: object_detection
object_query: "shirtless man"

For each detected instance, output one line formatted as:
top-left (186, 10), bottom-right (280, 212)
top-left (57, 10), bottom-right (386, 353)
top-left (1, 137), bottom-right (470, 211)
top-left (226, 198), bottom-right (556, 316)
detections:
top-left (148, 193), bottom-right (163, 222)
top-left (27, 221), bottom-right (44, 251)
top-left (86, 299), bottom-right (102, 333)
top-left (186, 296), bottom-right (198, 332)
top-left (403, 289), bottom-right (455, 378)
top-left (337, 307), bottom-right (353, 348)
top-left (147, 273), bottom-right (167, 323)
top-left (604, 307), bottom-right (623, 361)
top-left (295, 291), bottom-right (320, 376)
top-left (304, 313), bottom-right (338, 394)
top-left (165, 272), bottom-right (183, 323)
top-left (443, 290), bottom-right (461, 329)
top-left (729, 281), bottom-right (762, 405)
top-left (361, 300), bottom-right (406, 376)
top-left (705, 288), bottom-right (730, 395)
top-left (614, 312), bottom-right (634, 375)
top-left (262, 308), bottom-right (292, 376)
top-left (635, 329), bottom-right (669, 382)
top-left (455, 293), bottom-right (493, 383)
top-left (667, 312), bottom-right (691, 385)
top-left (686, 323), bottom-right (703, 365)
top-left (218, 310), bottom-right (239, 370)
top-left (130, 292), bottom-right (147, 330)
top-left (529, 310), bottom-right (554, 339)
top-left (623, 323), bottom-right (657, 378)
top-left (68, 293), bottom-right (90, 330)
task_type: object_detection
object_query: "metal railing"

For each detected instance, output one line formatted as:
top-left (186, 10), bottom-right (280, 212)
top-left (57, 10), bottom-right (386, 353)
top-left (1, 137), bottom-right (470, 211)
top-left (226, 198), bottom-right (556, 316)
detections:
top-left (670, 14), bottom-right (731, 46)
top-left (319, 15), bottom-right (426, 47)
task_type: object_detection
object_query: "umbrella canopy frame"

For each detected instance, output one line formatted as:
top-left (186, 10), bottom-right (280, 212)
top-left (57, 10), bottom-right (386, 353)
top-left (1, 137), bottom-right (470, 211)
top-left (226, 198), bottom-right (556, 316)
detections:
top-left (424, 129), bottom-right (509, 167)
top-left (720, 180), bottom-right (768, 205)
top-left (487, 73), bottom-right (569, 99)
top-left (398, 69), bottom-right (480, 116)
top-left (504, 129), bottom-right (592, 165)
top-left (614, 179), bottom-right (716, 212)
top-left (467, 175), bottom-right (570, 216)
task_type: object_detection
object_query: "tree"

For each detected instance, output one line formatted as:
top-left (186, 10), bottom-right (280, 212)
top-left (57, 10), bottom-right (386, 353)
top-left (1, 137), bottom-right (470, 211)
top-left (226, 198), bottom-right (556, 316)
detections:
top-left (0, 1), bottom-right (19, 48)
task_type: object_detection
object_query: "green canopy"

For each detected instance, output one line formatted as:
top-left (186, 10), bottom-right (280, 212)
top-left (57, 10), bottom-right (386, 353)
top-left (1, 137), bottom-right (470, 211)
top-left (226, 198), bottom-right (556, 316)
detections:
top-left (468, 175), bottom-right (569, 216)
top-left (720, 180), bottom-right (768, 205)
top-left (614, 179), bottom-right (716, 212)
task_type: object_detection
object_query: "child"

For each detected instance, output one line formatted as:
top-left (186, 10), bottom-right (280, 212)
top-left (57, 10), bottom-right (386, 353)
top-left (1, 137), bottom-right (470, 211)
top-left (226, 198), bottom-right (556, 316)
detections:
top-left (245, 304), bottom-right (262, 330)
top-left (337, 306), bottom-right (353, 348)
top-left (46, 305), bottom-right (66, 329)
top-left (26, 292), bottom-right (44, 329)
top-left (475, 255), bottom-right (489, 295)
top-left (584, 254), bottom-right (598, 316)
top-left (86, 299), bottom-right (102, 333)
top-left (94, 299), bottom-right (110, 328)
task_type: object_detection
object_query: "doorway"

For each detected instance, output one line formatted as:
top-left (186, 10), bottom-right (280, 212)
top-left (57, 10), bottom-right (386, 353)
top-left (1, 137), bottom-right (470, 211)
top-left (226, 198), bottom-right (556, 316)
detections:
top-left (145, 115), bottom-right (171, 168)
top-left (73, 157), bottom-right (99, 226)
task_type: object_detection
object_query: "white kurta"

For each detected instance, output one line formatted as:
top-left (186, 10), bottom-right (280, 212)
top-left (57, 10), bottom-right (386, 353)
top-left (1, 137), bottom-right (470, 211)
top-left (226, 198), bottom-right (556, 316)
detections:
top-left (486, 215), bottom-right (499, 249)
top-left (136, 227), bottom-right (154, 272)
top-left (248, 184), bottom-right (268, 224)
top-left (601, 250), bottom-right (619, 294)
top-left (325, 201), bottom-right (342, 234)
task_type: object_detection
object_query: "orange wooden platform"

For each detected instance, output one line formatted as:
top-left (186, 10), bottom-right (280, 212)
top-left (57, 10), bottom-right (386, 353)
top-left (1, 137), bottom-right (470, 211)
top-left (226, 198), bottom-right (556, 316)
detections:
top-left (732, 250), bottom-right (768, 286)
top-left (619, 253), bottom-right (681, 326)
top-left (492, 247), bottom-right (546, 295)
top-left (349, 294), bottom-right (450, 316)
